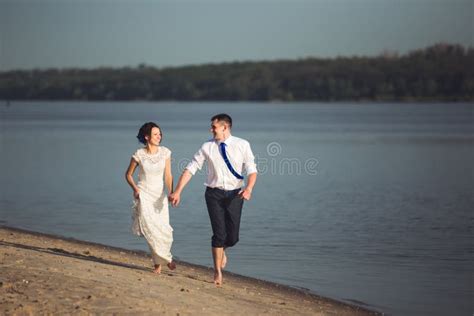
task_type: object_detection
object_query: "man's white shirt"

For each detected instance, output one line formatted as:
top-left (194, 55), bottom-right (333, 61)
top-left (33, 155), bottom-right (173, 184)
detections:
top-left (186, 135), bottom-right (258, 190)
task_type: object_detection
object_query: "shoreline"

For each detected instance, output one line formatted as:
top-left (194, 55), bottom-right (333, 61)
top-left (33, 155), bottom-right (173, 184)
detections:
top-left (0, 225), bottom-right (382, 315)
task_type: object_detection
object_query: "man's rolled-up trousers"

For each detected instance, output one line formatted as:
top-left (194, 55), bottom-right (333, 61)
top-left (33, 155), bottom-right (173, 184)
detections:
top-left (205, 187), bottom-right (244, 248)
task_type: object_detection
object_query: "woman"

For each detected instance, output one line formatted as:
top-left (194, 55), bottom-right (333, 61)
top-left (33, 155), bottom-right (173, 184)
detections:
top-left (125, 122), bottom-right (176, 273)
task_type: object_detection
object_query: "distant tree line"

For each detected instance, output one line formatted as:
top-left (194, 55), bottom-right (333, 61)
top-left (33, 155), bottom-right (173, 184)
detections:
top-left (1, 43), bottom-right (473, 102)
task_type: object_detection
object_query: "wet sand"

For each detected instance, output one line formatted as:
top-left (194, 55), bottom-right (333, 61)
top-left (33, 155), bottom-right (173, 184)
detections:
top-left (0, 226), bottom-right (381, 315)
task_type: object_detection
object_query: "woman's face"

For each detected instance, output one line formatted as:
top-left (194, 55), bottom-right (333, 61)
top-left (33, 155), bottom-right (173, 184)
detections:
top-left (146, 127), bottom-right (162, 146)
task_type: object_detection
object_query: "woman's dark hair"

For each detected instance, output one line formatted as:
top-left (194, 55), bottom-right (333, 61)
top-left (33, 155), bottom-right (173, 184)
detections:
top-left (137, 122), bottom-right (161, 145)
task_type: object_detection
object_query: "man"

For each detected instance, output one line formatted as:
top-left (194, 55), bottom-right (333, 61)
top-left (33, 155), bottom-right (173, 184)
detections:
top-left (168, 113), bottom-right (257, 286)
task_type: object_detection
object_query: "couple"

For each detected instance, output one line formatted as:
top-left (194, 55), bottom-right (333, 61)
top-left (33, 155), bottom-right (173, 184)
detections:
top-left (125, 114), bottom-right (258, 286)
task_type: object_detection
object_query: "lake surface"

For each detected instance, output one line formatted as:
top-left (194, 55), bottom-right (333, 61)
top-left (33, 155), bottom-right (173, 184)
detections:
top-left (1, 101), bottom-right (472, 315)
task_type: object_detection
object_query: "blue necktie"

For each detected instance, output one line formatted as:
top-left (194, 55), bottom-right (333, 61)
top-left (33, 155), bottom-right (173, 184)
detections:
top-left (220, 142), bottom-right (244, 180)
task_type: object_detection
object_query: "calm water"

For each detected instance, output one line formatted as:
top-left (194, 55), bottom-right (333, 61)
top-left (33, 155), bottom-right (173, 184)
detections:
top-left (1, 101), bottom-right (473, 315)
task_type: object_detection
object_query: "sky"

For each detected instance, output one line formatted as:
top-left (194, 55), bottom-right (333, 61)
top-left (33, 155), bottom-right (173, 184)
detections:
top-left (0, 0), bottom-right (472, 71)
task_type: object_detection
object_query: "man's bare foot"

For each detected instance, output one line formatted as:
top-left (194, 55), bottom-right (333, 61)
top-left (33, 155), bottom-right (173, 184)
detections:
top-left (221, 251), bottom-right (227, 269)
top-left (153, 264), bottom-right (161, 274)
top-left (214, 270), bottom-right (223, 287)
top-left (167, 261), bottom-right (176, 270)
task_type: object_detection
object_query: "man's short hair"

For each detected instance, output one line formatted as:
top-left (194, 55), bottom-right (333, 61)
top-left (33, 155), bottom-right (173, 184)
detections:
top-left (211, 113), bottom-right (232, 128)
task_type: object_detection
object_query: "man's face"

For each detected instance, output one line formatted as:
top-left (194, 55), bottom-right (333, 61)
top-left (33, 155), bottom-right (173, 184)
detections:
top-left (210, 120), bottom-right (226, 140)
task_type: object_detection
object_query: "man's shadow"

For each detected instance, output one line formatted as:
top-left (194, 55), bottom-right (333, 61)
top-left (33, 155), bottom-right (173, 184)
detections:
top-left (0, 239), bottom-right (218, 283)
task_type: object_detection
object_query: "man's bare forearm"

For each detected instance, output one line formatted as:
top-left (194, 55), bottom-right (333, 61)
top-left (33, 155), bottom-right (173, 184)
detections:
top-left (174, 170), bottom-right (193, 194)
top-left (245, 172), bottom-right (257, 191)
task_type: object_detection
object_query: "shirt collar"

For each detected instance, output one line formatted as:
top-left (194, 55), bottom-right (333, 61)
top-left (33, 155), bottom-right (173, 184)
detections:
top-left (217, 135), bottom-right (233, 146)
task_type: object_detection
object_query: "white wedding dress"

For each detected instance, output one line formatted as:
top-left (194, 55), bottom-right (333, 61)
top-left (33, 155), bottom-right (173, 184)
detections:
top-left (131, 146), bottom-right (173, 264)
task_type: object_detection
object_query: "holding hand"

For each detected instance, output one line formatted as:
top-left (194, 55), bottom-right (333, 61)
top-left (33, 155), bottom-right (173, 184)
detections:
top-left (168, 192), bottom-right (181, 207)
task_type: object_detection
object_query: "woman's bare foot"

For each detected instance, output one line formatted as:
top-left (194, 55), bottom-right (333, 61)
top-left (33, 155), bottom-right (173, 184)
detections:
top-left (153, 264), bottom-right (161, 274)
top-left (221, 251), bottom-right (227, 269)
top-left (214, 270), bottom-right (223, 287)
top-left (167, 261), bottom-right (176, 270)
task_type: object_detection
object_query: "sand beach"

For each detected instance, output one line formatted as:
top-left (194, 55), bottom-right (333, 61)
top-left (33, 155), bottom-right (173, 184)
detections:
top-left (0, 226), bottom-right (380, 315)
